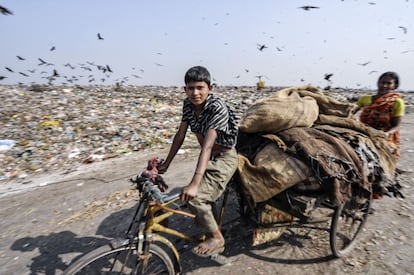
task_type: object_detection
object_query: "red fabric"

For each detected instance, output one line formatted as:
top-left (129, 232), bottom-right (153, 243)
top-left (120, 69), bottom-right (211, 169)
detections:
top-left (359, 93), bottom-right (400, 132)
top-left (140, 157), bottom-right (168, 192)
top-left (359, 92), bottom-right (401, 158)
top-left (373, 193), bottom-right (382, 200)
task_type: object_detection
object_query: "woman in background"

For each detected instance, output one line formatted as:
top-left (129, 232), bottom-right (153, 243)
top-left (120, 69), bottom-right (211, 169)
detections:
top-left (354, 71), bottom-right (405, 159)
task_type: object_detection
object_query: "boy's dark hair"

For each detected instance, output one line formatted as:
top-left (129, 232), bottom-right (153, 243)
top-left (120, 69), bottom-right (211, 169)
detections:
top-left (378, 71), bottom-right (399, 89)
top-left (184, 66), bottom-right (211, 86)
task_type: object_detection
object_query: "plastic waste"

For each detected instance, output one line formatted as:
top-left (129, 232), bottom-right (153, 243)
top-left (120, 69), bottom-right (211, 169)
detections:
top-left (0, 139), bottom-right (16, 152)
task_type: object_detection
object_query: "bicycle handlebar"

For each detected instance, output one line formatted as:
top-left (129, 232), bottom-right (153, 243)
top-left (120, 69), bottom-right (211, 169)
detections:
top-left (132, 176), bottom-right (181, 203)
top-left (163, 192), bottom-right (181, 202)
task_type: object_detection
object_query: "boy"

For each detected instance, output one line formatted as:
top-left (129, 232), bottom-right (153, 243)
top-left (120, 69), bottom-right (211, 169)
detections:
top-left (157, 66), bottom-right (239, 257)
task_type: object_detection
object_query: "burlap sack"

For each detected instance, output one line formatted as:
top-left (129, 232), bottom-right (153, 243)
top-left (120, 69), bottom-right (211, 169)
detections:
top-left (237, 143), bottom-right (314, 202)
top-left (293, 85), bottom-right (357, 117)
top-left (239, 87), bottom-right (319, 133)
top-left (315, 115), bottom-right (396, 181)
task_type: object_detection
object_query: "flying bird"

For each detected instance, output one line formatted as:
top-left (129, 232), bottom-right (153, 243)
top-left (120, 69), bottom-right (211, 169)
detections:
top-left (37, 58), bottom-right (53, 66)
top-left (257, 43), bottom-right (268, 51)
top-left (19, 72), bottom-right (29, 77)
top-left (298, 6), bottom-right (320, 10)
top-left (52, 69), bottom-right (59, 77)
top-left (16, 55), bottom-right (25, 60)
top-left (324, 73), bottom-right (334, 81)
top-left (401, 49), bottom-right (414, 54)
top-left (81, 66), bottom-right (92, 71)
top-left (5, 67), bottom-right (14, 73)
top-left (398, 26), bottom-right (408, 34)
top-left (38, 58), bottom-right (47, 65)
top-left (0, 76), bottom-right (7, 80)
top-left (0, 5), bottom-right (13, 15)
top-left (97, 33), bottom-right (104, 40)
top-left (132, 67), bottom-right (145, 73)
top-left (106, 65), bottom-right (113, 73)
top-left (50, 46), bottom-right (56, 51)
top-left (64, 63), bottom-right (75, 69)
top-left (358, 61), bottom-right (371, 66)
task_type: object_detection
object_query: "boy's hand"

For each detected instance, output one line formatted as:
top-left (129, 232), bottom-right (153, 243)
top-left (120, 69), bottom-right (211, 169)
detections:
top-left (181, 184), bottom-right (199, 201)
top-left (157, 161), bottom-right (168, 174)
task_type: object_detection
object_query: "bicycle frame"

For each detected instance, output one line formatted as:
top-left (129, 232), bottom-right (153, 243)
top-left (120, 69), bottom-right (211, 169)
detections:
top-left (63, 174), bottom-right (371, 274)
top-left (134, 189), bottom-right (214, 273)
top-left (145, 195), bottom-right (200, 243)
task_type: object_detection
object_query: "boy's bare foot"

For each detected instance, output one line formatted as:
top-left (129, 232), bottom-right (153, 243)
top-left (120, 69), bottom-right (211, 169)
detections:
top-left (192, 236), bottom-right (225, 257)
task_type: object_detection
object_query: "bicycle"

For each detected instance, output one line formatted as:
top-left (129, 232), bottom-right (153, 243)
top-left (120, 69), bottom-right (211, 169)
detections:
top-left (63, 171), bottom-right (372, 274)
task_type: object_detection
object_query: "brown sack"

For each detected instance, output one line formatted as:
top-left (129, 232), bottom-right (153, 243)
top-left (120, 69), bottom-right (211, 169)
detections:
top-left (239, 87), bottom-right (319, 133)
top-left (293, 85), bottom-right (357, 117)
top-left (315, 115), bottom-right (396, 181)
top-left (237, 143), bottom-right (313, 202)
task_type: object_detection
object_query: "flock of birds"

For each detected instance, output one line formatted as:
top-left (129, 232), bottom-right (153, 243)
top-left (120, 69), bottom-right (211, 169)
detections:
top-left (0, 4), bottom-right (153, 86)
top-left (1, 4), bottom-right (412, 88)
top-left (0, 5), bottom-right (146, 86)
top-left (1, 49), bottom-right (120, 85)
top-left (0, 16), bottom-right (130, 86)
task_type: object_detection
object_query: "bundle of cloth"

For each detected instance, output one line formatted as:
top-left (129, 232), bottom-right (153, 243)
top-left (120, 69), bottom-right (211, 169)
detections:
top-left (236, 85), bottom-right (396, 206)
top-left (139, 157), bottom-right (168, 192)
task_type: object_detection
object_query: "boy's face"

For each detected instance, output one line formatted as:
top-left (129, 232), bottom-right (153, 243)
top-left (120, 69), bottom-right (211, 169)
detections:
top-left (184, 81), bottom-right (212, 107)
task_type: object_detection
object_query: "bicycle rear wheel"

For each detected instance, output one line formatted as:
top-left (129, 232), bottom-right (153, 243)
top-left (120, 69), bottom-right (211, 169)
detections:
top-left (330, 193), bottom-right (372, 257)
top-left (63, 241), bottom-right (175, 275)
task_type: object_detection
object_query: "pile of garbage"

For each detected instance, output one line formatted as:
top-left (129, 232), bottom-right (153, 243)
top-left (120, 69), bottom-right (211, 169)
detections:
top-left (1, 84), bottom-right (412, 183)
top-left (0, 85), bottom-right (271, 182)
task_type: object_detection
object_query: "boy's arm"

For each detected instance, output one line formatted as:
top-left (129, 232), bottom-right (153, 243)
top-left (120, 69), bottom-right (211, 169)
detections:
top-left (181, 128), bottom-right (217, 201)
top-left (158, 121), bottom-right (188, 173)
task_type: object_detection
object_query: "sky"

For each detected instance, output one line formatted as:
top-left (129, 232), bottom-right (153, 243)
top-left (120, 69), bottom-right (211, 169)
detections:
top-left (1, 0), bottom-right (413, 90)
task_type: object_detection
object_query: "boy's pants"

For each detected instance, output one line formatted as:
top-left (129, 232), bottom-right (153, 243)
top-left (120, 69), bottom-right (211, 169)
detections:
top-left (187, 148), bottom-right (238, 233)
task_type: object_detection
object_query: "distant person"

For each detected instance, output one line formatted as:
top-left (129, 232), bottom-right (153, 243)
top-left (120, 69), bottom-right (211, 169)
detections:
top-left (354, 71), bottom-right (405, 159)
top-left (157, 66), bottom-right (239, 257)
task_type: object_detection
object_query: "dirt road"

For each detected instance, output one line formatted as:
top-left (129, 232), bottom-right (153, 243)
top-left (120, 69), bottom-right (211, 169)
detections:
top-left (0, 114), bottom-right (413, 275)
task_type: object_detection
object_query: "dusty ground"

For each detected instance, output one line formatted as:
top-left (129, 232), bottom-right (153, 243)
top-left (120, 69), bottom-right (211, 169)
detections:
top-left (0, 114), bottom-right (413, 275)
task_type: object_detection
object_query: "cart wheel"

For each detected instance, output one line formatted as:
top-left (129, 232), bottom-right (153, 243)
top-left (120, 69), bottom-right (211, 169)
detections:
top-left (330, 193), bottom-right (372, 257)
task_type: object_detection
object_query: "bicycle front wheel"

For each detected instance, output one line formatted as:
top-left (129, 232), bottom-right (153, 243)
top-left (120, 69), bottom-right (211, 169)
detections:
top-left (63, 241), bottom-right (176, 275)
